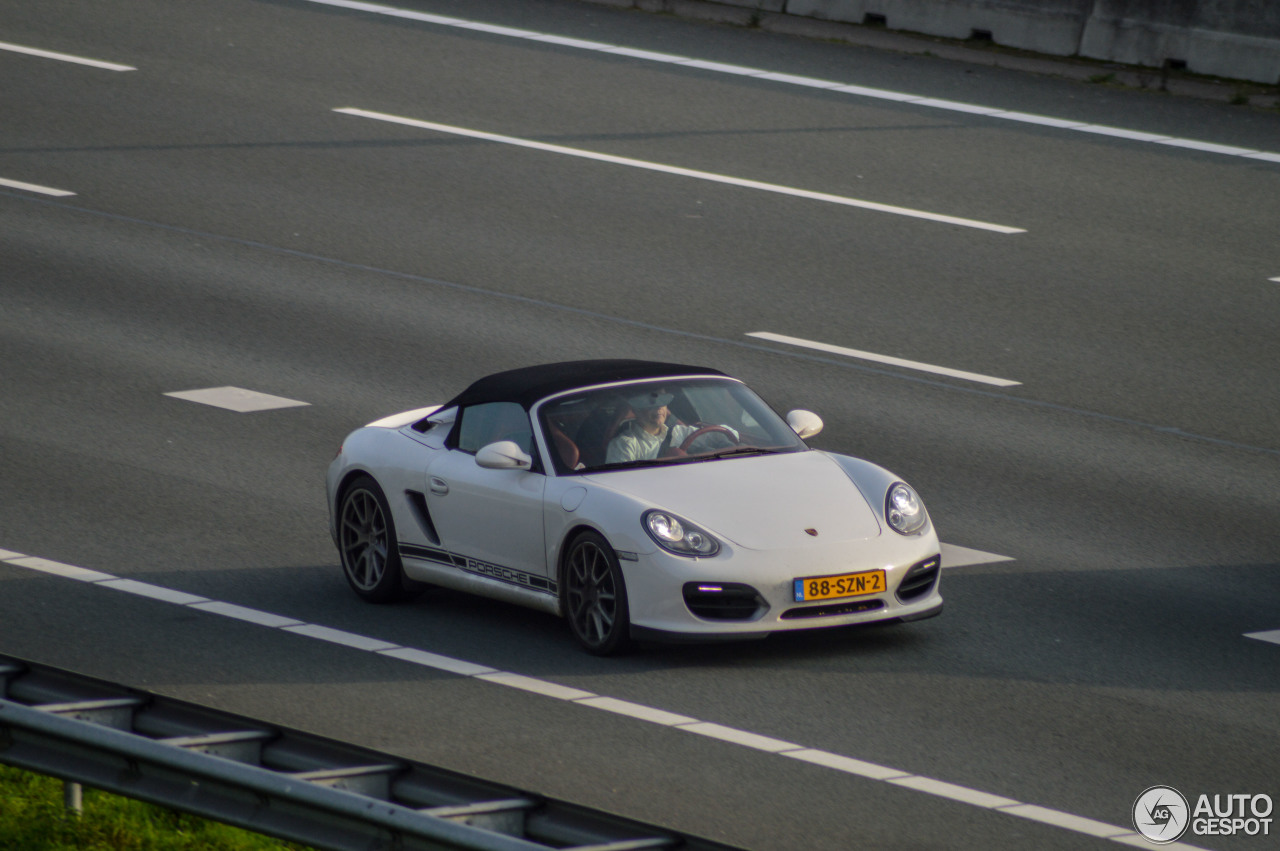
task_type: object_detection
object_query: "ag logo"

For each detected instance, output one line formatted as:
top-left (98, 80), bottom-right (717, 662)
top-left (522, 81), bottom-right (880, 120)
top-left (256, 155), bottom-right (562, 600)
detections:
top-left (1133, 786), bottom-right (1190, 843)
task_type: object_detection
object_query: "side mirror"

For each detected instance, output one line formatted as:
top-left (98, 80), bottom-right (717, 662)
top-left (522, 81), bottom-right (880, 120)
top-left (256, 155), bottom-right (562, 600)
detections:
top-left (475, 441), bottom-right (533, 470)
top-left (787, 410), bottom-right (823, 439)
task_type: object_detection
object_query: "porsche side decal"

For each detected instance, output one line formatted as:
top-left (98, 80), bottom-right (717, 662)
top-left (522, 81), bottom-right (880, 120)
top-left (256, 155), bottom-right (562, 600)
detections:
top-left (399, 544), bottom-right (558, 596)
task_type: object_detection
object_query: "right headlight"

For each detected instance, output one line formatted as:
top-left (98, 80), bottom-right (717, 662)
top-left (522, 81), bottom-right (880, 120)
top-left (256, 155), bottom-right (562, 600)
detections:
top-left (885, 482), bottom-right (929, 536)
top-left (643, 510), bottom-right (720, 557)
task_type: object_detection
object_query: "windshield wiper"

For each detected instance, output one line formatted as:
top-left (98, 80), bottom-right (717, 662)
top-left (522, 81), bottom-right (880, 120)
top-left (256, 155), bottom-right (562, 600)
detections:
top-left (593, 457), bottom-right (689, 472)
top-left (701, 445), bottom-right (784, 459)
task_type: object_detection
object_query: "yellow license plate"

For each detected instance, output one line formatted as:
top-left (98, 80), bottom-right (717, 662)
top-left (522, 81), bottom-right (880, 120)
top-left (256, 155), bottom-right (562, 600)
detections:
top-left (793, 569), bottom-right (886, 602)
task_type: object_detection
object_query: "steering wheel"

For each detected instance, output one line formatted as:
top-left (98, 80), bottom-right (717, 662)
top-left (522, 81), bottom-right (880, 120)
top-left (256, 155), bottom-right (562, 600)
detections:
top-left (679, 425), bottom-right (739, 453)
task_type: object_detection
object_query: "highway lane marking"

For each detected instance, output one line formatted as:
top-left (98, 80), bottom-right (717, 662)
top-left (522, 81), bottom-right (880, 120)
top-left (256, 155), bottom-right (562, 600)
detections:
top-left (1244, 630), bottom-right (1280, 646)
top-left (1, 548), bottom-right (1212, 849)
top-left (0, 177), bottom-right (76, 197)
top-left (97, 578), bottom-right (208, 606)
top-left (334, 107), bottom-right (1026, 234)
top-left (748, 331), bottom-right (1022, 387)
top-left (940, 544), bottom-right (1014, 568)
top-left (164, 386), bottom-right (311, 412)
top-left (0, 40), bottom-right (135, 71)
top-left (1270, 277), bottom-right (1280, 283)
top-left (305, 0), bottom-right (1280, 166)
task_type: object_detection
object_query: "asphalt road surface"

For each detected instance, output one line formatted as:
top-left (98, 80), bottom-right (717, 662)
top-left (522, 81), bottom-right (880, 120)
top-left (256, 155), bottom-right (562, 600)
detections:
top-left (2, 1), bottom-right (1278, 849)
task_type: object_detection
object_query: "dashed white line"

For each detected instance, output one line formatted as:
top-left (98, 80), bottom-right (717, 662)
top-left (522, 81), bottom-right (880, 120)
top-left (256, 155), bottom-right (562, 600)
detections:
top-left (0, 177), bottom-right (76, 197)
top-left (0, 40), bottom-right (135, 71)
top-left (747, 331), bottom-right (1022, 387)
top-left (164, 387), bottom-right (310, 413)
top-left (1, 547), bottom-right (1214, 849)
top-left (302, 0), bottom-right (1280, 165)
top-left (1244, 630), bottom-right (1280, 646)
top-left (940, 544), bottom-right (1016, 569)
top-left (334, 107), bottom-right (1025, 234)
top-left (1269, 277), bottom-right (1280, 283)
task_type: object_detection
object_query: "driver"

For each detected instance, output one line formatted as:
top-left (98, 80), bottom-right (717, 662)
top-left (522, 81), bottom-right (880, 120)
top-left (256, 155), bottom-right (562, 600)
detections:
top-left (606, 390), bottom-right (732, 464)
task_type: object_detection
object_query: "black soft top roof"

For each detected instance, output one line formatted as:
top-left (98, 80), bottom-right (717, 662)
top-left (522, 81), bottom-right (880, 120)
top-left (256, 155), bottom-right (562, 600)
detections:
top-left (443, 360), bottom-right (728, 410)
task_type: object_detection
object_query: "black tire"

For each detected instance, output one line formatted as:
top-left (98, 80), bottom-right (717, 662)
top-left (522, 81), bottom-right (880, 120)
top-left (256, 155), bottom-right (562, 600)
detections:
top-left (338, 476), bottom-right (419, 603)
top-left (562, 531), bottom-right (631, 655)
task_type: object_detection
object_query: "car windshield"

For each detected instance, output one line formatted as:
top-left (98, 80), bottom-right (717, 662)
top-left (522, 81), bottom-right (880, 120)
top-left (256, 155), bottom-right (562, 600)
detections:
top-left (537, 377), bottom-right (807, 475)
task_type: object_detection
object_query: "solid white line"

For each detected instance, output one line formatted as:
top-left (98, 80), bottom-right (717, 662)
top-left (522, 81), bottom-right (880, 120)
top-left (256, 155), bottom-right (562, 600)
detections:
top-left (98, 579), bottom-right (209, 606)
top-left (891, 775), bottom-right (1019, 808)
top-left (1244, 630), bottom-right (1280, 646)
top-left (998, 804), bottom-right (1131, 838)
top-left (676, 722), bottom-right (804, 753)
top-left (1110, 835), bottom-right (1201, 849)
top-left (747, 331), bottom-right (1022, 387)
top-left (0, 548), bottom-right (1217, 850)
top-left (190, 601), bottom-right (304, 628)
top-left (475, 672), bottom-right (596, 701)
top-left (378, 646), bottom-right (498, 676)
top-left (573, 697), bottom-right (698, 726)
top-left (781, 748), bottom-right (909, 780)
top-left (0, 177), bottom-right (76, 197)
top-left (334, 107), bottom-right (1025, 234)
top-left (0, 40), bottom-right (135, 71)
top-left (1158, 138), bottom-right (1258, 156)
top-left (6, 556), bottom-right (114, 582)
top-left (301, 0), bottom-right (1280, 165)
top-left (282, 624), bottom-right (399, 652)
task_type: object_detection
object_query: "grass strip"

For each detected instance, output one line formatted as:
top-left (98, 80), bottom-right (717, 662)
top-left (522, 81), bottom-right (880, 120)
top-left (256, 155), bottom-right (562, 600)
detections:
top-left (0, 764), bottom-right (318, 850)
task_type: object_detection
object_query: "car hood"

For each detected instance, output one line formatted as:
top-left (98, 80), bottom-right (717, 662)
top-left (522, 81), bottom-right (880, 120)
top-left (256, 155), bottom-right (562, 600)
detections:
top-left (583, 450), bottom-right (882, 550)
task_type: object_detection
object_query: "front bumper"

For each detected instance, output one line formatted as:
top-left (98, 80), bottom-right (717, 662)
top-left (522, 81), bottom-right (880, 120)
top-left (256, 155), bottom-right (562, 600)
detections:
top-left (620, 532), bottom-right (943, 638)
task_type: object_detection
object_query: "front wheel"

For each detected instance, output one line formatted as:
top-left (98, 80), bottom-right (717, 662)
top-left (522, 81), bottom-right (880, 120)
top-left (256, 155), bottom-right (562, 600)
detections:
top-left (562, 531), bottom-right (631, 655)
top-left (338, 476), bottom-right (419, 603)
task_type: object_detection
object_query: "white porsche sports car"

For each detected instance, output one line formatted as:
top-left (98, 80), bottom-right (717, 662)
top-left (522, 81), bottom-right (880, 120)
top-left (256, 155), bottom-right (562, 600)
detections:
top-left (327, 360), bottom-right (942, 654)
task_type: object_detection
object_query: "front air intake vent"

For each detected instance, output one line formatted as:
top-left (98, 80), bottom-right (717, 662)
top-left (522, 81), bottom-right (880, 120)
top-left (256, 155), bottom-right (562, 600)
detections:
top-left (896, 555), bottom-right (941, 603)
top-left (682, 583), bottom-right (767, 621)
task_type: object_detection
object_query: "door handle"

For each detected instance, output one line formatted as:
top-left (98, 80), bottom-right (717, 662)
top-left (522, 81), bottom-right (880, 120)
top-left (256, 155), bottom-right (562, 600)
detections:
top-left (429, 477), bottom-right (449, 496)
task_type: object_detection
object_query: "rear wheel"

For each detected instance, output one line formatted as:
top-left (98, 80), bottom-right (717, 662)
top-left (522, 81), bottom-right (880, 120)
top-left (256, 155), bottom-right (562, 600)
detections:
top-left (338, 476), bottom-right (419, 603)
top-left (562, 531), bottom-right (631, 655)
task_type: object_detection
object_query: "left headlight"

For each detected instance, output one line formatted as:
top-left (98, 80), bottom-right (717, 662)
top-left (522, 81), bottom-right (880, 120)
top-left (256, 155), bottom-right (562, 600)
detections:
top-left (885, 482), bottom-right (929, 536)
top-left (643, 510), bottom-right (720, 557)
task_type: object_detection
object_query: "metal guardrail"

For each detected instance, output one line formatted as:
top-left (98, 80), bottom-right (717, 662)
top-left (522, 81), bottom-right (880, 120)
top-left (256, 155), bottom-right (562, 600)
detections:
top-left (0, 655), bottom-right (743, 851)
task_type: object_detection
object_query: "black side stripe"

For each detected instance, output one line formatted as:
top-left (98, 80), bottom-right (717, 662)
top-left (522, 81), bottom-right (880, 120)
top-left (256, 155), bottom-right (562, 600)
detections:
top-left (399, 544), bottom-right (558, 596)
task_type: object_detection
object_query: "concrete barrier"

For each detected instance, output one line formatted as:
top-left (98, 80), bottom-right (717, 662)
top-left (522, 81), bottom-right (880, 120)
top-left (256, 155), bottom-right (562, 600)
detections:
top-left (1080, 0), bottom-right (1280, 84)
top-left (690, 0), bottom-right (1280, 83)
top-left (786, 0), bottom-right (1093, 56)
